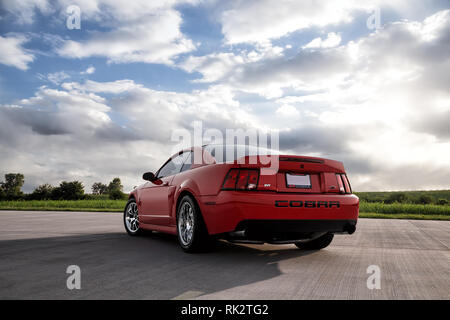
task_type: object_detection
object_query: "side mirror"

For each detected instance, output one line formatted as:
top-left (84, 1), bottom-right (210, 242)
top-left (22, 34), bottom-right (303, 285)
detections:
top-left (142, 172), bottom-right (155, 181)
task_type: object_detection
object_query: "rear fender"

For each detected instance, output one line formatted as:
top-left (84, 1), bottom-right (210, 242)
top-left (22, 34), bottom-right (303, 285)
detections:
top-left (128, 190), bottom-right (137, 200)
top-left (172, 179), bottom-right (202, 225)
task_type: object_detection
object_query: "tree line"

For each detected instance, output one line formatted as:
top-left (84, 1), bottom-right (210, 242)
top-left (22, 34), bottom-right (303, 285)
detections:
top-left (0, 173), bottom-right (128, 201)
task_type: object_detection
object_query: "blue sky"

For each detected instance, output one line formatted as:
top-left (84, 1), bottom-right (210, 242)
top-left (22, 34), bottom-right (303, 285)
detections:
top-left (0, 0), bottom-right (449, 192)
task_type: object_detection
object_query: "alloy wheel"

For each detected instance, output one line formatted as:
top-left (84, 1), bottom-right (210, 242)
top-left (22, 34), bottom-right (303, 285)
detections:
top-left (125, 202), bottom-right (139, 233)
top-left (178, 201), bottom-right (195, 246)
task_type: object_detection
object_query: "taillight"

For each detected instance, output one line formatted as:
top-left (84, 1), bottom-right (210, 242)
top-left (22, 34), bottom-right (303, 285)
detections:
top-left (222, 169), bottom-right (259, 191)
top-left (236, 170), bottom-right (250, 190)
top-left (222, 169), bottom-right (239, 189)
top-left (336, 174), bottom-right (345, 194)
top-left (336, 173), bottom-right (352, 194)
top-left (341, 174), bottom-right (352, 193)
top-left (246, 170), bottom-right (259, 190)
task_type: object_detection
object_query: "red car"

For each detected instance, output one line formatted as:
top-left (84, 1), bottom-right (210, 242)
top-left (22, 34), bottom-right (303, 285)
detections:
top-left (124, 144), bottom-right (359, 252)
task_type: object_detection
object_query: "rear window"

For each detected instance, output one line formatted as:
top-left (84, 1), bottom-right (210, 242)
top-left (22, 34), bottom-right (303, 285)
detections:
top-left (203, 144), bottom-right (280, 163)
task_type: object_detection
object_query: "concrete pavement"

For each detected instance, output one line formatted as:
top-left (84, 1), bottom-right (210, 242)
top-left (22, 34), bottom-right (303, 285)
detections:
top-left (0, 210), bottom-right (448, 299)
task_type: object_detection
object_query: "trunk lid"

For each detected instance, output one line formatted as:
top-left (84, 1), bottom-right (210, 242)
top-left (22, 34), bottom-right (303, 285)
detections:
top-left (238, 155), bottom-right (347, 193)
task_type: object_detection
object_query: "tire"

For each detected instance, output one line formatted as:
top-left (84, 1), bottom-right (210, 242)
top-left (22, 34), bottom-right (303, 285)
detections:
top-left (176, 195), bottom-right (214, 253)
top-left (294, 233), bottom-right (334, 250)
top-left (124, 199), bottom-right (143, 236)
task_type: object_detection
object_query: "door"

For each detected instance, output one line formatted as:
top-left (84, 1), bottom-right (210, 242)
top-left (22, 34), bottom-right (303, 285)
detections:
top-left (139, 153), bottom-right (188, 225)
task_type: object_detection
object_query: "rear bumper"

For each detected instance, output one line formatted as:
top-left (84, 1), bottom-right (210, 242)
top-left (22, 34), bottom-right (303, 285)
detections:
top-left (227, 219), bottom-right (356, 243)
top-left (199, 191), bottom-right (359, 235)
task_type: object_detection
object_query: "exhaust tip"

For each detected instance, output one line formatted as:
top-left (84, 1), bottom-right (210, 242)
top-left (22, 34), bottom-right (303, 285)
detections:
top-left (345, 224), bottom-right (356, 235)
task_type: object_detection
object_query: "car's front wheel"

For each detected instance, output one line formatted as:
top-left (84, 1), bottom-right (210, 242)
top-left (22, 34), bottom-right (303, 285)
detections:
top-left (124, 199), bottom-right (143, 236)
top-left (177, 195), bottom-right (213, 253)
top-left (294, 233), bottom-right (334, 250)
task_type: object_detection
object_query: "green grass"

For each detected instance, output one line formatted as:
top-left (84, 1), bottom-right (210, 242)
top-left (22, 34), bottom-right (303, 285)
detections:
top-left (359, 202), bottom-right (450, 215)
top-left (0, 199), bottom-right (127, 212)
top-left (1, 198), bottom-right (450, 221)
top-left (355, 189), bottom-right (450, 203)
top-left (359, 213), bottom-right (450, 221)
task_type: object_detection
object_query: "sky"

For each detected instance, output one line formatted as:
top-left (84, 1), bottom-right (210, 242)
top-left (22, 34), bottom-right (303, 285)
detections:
top-left (0, 0), bottom-right (449, 193)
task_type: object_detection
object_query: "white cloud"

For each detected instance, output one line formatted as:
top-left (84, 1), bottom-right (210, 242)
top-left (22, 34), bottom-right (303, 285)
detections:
top-left (0, 81), bottom-right (151, 192)
top-left (220, 0), bottom-right (374, 44)
top-left (81, 66), bottom-right (95, 75)
top-left (57, 0), bottom-right (199, 22)
top-left (180, 53), bottom-right (245, 83)
top-left (219, 0), bottom-right (447, 45)
top-left (44, 71), bottom-right (70, 84)
top-left (180, 45), bottom-right (285, 83)
top-left (275, 104), bottom-right (300, 117)
top-left (0, 79), bottom-right (258, 192)
top-left (1, 0), bottom-right (198, 24)
top-left (18, 86), bottom-right (111, 133)
top-left (0, 0), bottom-right (53, 24)
top-left (57, 10), bottom-right (196, 65)
top-left (210, 10), bottom-right (450, 101)
top-left (1, 0), bottom-right (198, 65)
top-left (303, 32), bottom-right (342, 49)
top-left (62, 79), bottom-right (141, 94)
top-left (0, 34), bottom-right (34, 70)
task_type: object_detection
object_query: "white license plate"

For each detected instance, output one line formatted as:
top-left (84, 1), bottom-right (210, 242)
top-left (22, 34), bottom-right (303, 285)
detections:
top-left (286, 173), bottom-right (311, 188)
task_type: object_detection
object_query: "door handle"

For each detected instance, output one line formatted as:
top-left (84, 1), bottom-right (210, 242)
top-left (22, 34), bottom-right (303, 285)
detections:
top-left (162, 182), bottom-right (169, 186)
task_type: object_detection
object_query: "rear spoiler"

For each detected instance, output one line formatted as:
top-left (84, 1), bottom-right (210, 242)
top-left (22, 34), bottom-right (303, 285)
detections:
top-left (236, 155), bottom-right (346, 173)
top-left (278, 155), bottom-right (345, 173)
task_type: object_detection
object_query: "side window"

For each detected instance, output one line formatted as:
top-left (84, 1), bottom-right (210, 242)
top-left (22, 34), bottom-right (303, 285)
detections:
top-left (180, 151), bottom-right (192, 172)
top-left (157, 153), bottom-right (188, 178)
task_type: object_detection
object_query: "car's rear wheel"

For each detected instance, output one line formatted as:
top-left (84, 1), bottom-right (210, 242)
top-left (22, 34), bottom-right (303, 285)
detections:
top-left (124, 199), bottom-right (143, 236)
top-left (177, 195), bottom-right (213, 253)
top-left (294, 233), bottom-right (334, 250)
